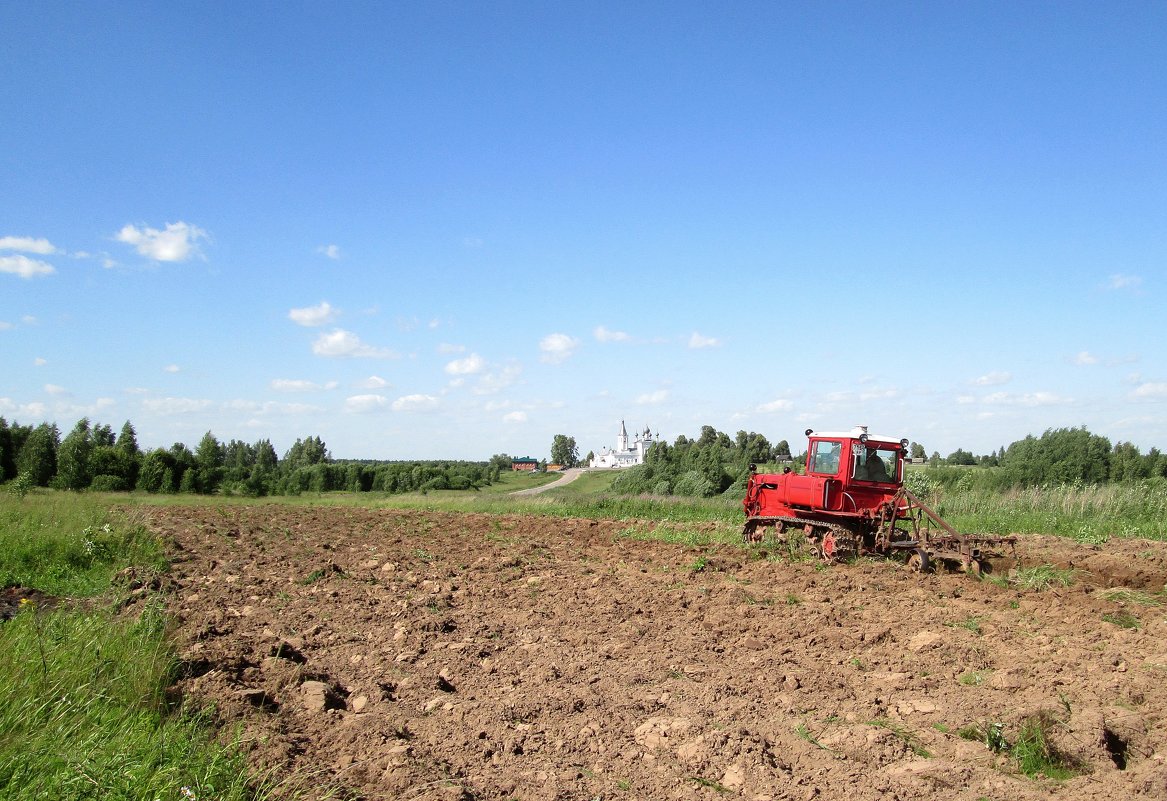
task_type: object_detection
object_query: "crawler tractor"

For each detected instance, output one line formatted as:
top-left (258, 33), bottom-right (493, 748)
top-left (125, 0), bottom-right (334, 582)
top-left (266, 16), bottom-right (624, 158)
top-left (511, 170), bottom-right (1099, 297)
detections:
top-left (742, 426), bottom-right (1015, 573)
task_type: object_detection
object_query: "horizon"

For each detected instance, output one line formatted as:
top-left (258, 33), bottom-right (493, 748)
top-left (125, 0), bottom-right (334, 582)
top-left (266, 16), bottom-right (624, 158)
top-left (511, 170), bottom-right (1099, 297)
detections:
top-left (3, 3), bottom-right (1164, 461)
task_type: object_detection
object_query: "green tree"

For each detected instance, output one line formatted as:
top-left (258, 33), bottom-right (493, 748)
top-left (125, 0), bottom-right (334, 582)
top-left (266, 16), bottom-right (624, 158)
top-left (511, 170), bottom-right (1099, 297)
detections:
top-left (17, 423), bottom-right (59, 487)
top-left (193, 431), bottom-right (226, 494)
top-left (55, 418), bottom-right (94, 490)
top-left (550, 434), bottom-right (578, 467)
top-left (910, 442), bottom-right (926, 460)
top-left (0, 417), bottom-right (15, 481)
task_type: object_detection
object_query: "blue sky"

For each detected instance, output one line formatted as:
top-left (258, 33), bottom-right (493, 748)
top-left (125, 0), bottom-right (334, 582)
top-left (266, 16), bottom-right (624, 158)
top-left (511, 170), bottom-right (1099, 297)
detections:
top-left (2, 1), bottom-right (1164, 461)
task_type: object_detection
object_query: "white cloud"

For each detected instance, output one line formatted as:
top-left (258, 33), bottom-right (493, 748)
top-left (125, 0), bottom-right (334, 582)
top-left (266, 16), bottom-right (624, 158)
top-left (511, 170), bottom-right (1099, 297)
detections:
top-left (539, 333), bottom-right (579, 364)
top-left (317, 244), bottom-right (342, 260)
top-left (973, 371), bottom-right (1011, 386)
top-left (503, 410), bottom-right (527, 423)
top-left (0, 236), bottom-right (58, 254)
top-left (983, 391), bottom-right (1072, 407)
top-left (636, 389), bottom-right (670, 405)
top-left (1131, 382), bottom-right (1167, 401)
top-left (445, 353), bottom-right (485, 375)
top-left (437, 342), bottom-right (466, 354)
top-left (594, 325), bottom-right (630, 343)
top-left (391, 394), bottom-right (439, 412)
top-left (859, 387), bottom-right (899, 401)
top-left (223, 399), bottom-right (323, 415)
top-left (44, 384), bottom-right (67, 396)
top-left (115, 221), bottom-right (208, 262)
top-left (33, 357), bottom-right (46, 366)
top-left (0, 321), bottom-right (11, 331)
top-left (474, 363), bottom-right (522, 395)
top-left (956, 395), bottom-right (976, 404)
top-left (688, 332), bottom-right (720, 349)
top-left (140, 397), bottom-right (213, 414)
top-left (1106, 274), bottom-right (1142, 290)
top-left (21, 315), bottom-right (37, 325)
top-left (1074, 351), bottom-right (1099, 366)
top-left (289, 301), bottom-right (339, 327)
top-left (271, 378), bottom-right (338, 392)
top-left (344, 394), bottom-right (389, 413)
top-left (164, 364), bottom-right (180, 373)
top-left (757, 398), bottom-right (794, 413)
top-left (312, 329), bottom-right (397, 359)
top-left (0, 254), bottom-right (56, 279)
top-left (356, 375), bottom-right (390, 389)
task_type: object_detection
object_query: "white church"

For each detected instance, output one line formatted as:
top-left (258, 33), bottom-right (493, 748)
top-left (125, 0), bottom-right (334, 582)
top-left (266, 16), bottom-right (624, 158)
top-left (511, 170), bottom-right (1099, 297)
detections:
top-left (590, 420), bottom-right (655, 469)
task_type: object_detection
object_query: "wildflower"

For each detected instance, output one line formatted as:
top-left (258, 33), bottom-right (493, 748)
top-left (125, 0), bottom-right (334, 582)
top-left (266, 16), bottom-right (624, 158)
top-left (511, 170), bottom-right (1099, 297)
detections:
top-left (181, 788), bottom-right (197, 800)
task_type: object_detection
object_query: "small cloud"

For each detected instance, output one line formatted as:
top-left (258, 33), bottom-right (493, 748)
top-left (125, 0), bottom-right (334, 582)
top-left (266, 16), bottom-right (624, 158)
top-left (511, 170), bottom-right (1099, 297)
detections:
top-left (356, 375), bottom-right (390, 389)
top-left (594, 325), bottom-right (630, 343)
top-left (271, 378), bottom-right (338, 392)
top-left (0, 254), bottom-right (55, 279)
top-left (21, 315), bottom-right (37, 325)
top-left (312, 329), bottom-right (397, 359)
top-left (317, 244), bottom-right (342, 260)
top-left (428, 318), bottom-right (441, 329)
top-left (539, 333), bottom-right (579, 364)
top-left (391, 393), bottom-right (439, 412)
top-left (688, 332), bottom-right (720, 349)
top-left (445, 353), bottom-right (485, 375)
top-left (475, 363), bottom-right (522, 395)
top-left (636, 389), bottom-right (670, 405)
top-left (115, 221), bottom-right (208, 262)
top-left (973, 371), bottom-right (1012, 386)
top-left (34, 357), bottom-right (46, 366)
top-left (164, 364), bottom-right (180, 373)
top-left (1131, 382), bottom-right (1167, 401)
top-left (344, 394), bottom-right (389, 413)
top-left (983, 391), bottom-right (1072, 407)
top-left (956, 395), bottom-right (976, 404)
top-left (0, 321), bottom-right (11, 331)
top-left (141, 396), bottom-right (213, 414)
top-left (44, 384), bottom-right (67, 396)
top-left (503, 410), bottom-right (527, 423)
top-left (289, 301), bottom-right (338, 327)
top-left (437, 342), bottom-right (466, 354)
top-left (1074, 351), bottom-right (1099, 366)
top-left (1106, 274), bottom-right (1142, 290)
top-left (0, 236), bottom-right (59, 254)
top-left (757, 398), bottom-right (793, 413)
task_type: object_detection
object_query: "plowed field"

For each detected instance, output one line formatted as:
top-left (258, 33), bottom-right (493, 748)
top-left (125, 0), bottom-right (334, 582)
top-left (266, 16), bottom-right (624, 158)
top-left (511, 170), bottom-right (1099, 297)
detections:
top-left (146, 505), bottom-right (1167, 800)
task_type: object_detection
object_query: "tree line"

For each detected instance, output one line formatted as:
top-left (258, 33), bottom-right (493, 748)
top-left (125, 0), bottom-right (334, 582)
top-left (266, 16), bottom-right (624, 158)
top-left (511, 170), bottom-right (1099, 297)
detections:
top-left (0, 417), bottom-right (501, 497)
top-left (596, 424), bottom-right (1166, 499)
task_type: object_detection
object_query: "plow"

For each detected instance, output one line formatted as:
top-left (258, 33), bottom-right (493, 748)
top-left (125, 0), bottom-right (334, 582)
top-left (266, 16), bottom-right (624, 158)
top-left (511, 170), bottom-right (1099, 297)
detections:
top-left (743, 426), bottom-right (1016, 573)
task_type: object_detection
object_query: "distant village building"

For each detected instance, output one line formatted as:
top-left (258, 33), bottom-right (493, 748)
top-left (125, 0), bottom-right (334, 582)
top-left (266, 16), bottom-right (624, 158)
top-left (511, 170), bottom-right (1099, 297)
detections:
top-left (590, 421), bottom-right (654, 469)
top-left (511, 457), bottom-right (538, 471)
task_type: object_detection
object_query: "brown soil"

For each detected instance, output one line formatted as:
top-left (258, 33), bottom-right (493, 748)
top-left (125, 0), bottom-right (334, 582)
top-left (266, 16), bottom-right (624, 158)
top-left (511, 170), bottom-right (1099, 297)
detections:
top-left (145, 505), bottom-right (1167, 800)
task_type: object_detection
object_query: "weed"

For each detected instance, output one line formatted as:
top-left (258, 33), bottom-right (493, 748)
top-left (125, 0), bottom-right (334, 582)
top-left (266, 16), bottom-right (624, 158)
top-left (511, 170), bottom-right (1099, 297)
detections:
top-left (687, 555), bottom-right (709, 573)
top-left (616, 778), bottom-right (631, 791)
top-left (959, 669), bottom-right (991, 687)
top-left (1102, 610), bottom-right (1140, 629)
top-left (959, 721), bottom-right (1008, 753)
top-left (785, 593), bottom-right (801, 605)
top-left (688, 776), bottom-right (731, 793)
top-left (948, 615), bottom-right (983, 635)
top-left (794, 722), bottom-right (831, 751)
top-left (1099, 588), bottom-right (1161, 606)
top-left (868, 719), bottom-right (931, 757)
top-left (1013, 714), bottom-right (1082, 780)
top-left (1011, 565), bottom-right (1076, 591)
top-left (933, 723), bottom-right (951, 734)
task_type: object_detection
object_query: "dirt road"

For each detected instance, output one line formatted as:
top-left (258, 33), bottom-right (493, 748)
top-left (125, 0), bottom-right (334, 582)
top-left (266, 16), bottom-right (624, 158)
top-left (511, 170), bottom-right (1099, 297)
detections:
top-left (148, 505), bottom-right (1167, 800)
top-left (508, 468), bottom-right (585, 496)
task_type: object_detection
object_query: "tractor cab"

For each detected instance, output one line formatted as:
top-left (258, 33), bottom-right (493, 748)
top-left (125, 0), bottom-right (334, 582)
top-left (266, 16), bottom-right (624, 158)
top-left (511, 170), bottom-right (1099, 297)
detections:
top-left (743, 425), bottom-right (908, 520)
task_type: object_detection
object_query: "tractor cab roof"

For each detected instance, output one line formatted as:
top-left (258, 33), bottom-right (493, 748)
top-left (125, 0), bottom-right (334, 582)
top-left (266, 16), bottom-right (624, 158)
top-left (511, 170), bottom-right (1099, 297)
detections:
top-left (806, 425), bottom-right (904, 445)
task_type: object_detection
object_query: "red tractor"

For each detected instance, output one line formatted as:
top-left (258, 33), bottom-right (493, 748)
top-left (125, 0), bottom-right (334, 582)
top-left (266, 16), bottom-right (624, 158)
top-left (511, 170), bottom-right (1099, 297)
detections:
top-left (742, 426), bottom-right (1014, 573)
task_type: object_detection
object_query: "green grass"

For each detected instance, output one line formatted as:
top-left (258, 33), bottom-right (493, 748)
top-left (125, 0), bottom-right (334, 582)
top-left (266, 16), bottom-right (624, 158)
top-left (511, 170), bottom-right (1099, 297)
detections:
top-left (0, 491), bottom-right (285, 801)
top-left (1009, 565), bottom-right (1076, 591)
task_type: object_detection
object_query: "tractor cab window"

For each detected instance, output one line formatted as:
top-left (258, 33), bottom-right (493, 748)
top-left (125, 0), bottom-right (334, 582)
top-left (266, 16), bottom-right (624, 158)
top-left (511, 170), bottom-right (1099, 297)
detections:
top-left (809, 440), bottom-right (842, 475)
top-left (852, 444), bottom-right (898, 483)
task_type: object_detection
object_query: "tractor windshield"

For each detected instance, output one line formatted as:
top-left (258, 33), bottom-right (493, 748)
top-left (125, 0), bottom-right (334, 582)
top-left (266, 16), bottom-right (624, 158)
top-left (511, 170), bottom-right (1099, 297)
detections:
top-left (808, 440), bottom-right (842, 475)
top-left (852, 444), bottom-right (899, 483)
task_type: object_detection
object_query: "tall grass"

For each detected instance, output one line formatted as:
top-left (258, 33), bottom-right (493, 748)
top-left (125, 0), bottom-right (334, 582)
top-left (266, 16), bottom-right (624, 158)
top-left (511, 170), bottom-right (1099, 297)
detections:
top-left (921, 481), bottom-right (1167, 541)
top-left (0, 490), bottom-right (278, 801)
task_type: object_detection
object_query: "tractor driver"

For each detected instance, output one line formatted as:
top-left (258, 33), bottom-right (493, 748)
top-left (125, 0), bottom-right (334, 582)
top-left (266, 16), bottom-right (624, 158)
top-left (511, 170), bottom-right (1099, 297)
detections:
top-left (861, 448), bottom-right (890, 482)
